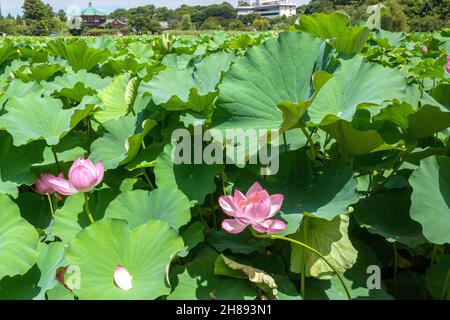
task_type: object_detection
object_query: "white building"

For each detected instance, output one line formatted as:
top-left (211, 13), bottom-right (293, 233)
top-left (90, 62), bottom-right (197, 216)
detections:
top-left (237, 0), bottom-right (297, 18)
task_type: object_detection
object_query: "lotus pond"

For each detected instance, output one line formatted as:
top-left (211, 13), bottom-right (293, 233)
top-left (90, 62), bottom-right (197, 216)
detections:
top-left (0, 13), bottom-right (449, 300)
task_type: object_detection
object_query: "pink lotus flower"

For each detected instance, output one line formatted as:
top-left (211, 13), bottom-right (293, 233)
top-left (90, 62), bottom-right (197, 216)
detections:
top-left (446, 55), bottom-right (450, 74)
top-left (219, 182), bottom-right (286, 234)
top-left (35, 173), bottom-right (63, 195)
top-left (114, 265), bottom-right (133, 291)
top-left (421, 45), bottom-right (428, 54)
top-left (48, 158), bottom-right (104, 196)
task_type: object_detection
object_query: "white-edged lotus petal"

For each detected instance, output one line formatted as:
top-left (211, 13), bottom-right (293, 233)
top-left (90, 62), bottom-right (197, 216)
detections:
top-left (113, 265), bottom-right (133, 291)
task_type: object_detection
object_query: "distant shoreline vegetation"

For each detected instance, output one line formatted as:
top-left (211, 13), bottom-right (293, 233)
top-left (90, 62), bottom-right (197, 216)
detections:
top-left (0, 0), bottom-right (448, 36)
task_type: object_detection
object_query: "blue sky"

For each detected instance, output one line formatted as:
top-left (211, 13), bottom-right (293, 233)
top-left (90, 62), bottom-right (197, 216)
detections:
top-left (1, 0), bottom-right (310, 16)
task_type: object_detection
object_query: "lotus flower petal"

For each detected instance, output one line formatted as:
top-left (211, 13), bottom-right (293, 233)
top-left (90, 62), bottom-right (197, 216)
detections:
top-left (218, 195), bottom-right (239, 217)
top-left (48, 177), bottom-right (78, 196)
top-left (113, 265), bottom-right (133, 291)
top-left (221, 219), bottom-right (248, 234)
top-left (35, 173), bottom-right (62, 195)
top-left (219, 181), bottom-right (286, 234)
top-left (246, 182), bottom-right (264, 197)
top-left (244, 196), bottom-right (271, 222)
top-left (268, 194), bottom-right (284, 217)
top-left (252, 219), bottom-right (287, 234)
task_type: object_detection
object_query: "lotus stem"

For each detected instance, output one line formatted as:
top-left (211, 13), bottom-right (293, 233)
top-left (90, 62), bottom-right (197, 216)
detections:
top-left (251, 229), bottom-right (352, 300)
top-left (47, 194), bottom-right (54, 218)
top-left (84, 193), bottom-right (95, 224)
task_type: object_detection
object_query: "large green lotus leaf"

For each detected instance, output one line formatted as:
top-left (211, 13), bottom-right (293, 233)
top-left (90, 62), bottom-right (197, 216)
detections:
top-left (13, 64), bottom-right (64, 82)
top-left (49, 194), bottom-right (85, 243)
top-left (0, 194), bottom-right (40, 279)
top-left (207, 229), bottom-right (272, 254)
top-left (168, 246), bottom-right (257, 300)
top-left (104, 188), bottom-right (191, 231)
top-left (100, 57), bottom-right (152, 77)
top-left (0, 79), bottom-right (44, 107)
top-left (90, 115), bottom-right (156, 171)
top-left (295, 12), bottom-right (369, 55)
top-left (42, 70), bottom-right (111, 102)
top-left (372, 29), bottom-right (405, 46)
top-left (125, 142), bottom-right (165, 170)
top-left (0, 265), bottom-right (41, 300)
top-left (50, 190), bottom-right (119, 243)
top-left (308, 55), bottom-right (407, 126)
top-left (179, 221), bottom-right (205, 257)
top-left (212, 32), bottom-right (332, 131)
top-left (430, 83), bottom-right (450, 110)
top-left (323, 120), bottom-right (397, 155)
top-left (155, 141), bottom-right (224, 205)
top-left (94, 73), bottom-right (132, 123)
top-left (425, 254), bottom-right (450, 300)
top-left (15, 193), bottom-right (52, 231)
top-left (305, 239), bottom-right (392, 300)
top-left (144, 67), bottom-right (194, 105)
top-left (229, 148), bottom-right (358, 234)
top-left (194, 53), bottom-right (235, 93)
top-left (0, 44), bottom-right (19, 66)
top-left (69, 95), bottom-right (99, 129)
top-left (354, 189), bottom-right (426, 248)
top-left (407, 105), bottom-right (450, 139)
top-left (214, 252), bottom-right (301, 300)
top-left (47, 40), bottom-right (109, 72)
top-left (0, 93), bottom-right (74, 146)
top-left (409, 156), bottom-right (450, 244)
top-left (373, 101), bottom-right (415, 130)
top-left (0, 131), bottom-right (45, 197)
top-left (34, 242), bottom-right (66, 300)
top-left (126, 42), bottom-right (154, 63)
top-left (46, 282), bottom-right (74, 300)
top-left (89, 37), bottom-right (118, 53)
top-left (0, 179), bottom-right (17, 198)
top-left (143, 52), bottom-right (234, 113)
top-left (290, 215), bottom-right (358, 279)
top-left (65, 219), bottom-right (184, 300)
top-left (34, 131), bottom-right (87, 172)
top-left (18, 46), bottom-right (47, 63)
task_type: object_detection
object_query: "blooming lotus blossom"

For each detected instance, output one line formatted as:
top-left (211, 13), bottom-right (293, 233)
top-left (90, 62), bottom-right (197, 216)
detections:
top-left (219, 182), bottom-right (286, 234)
top-left (35, 173), bottom-right (63, 195)
top-left (113, 265), bottom-right (133, 291)
top-left (48, 158), bottom-right (104, 196)
top-left (421, 45), bottom-right (428, 54)
top-left (446, 55), bottom-right (450, 74)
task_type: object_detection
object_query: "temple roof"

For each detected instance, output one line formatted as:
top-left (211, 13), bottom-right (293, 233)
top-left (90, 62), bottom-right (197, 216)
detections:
top-left (81, 2), bottom-right (107, 16)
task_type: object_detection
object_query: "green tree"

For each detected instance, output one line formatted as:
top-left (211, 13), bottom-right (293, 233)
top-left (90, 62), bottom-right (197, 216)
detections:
top-left (252, 18), bottom-right (270, 31)
top-left (155, 7), bottom-right (171, 21)
top-left (181, 14), bottom-right (193, 30)
top-left (147, 19), bottom-right (162, 34)
top-left (110, 8), bottom-right (128, 20)
top-left (204, 3), bottom-right (237, 20)
top-left (23, 0), bottom-right (51, 20)
top-left (0, 19), bottom-right (18, 35)
top-left (128, 14), bottom-right (150, 34)
top-left (168, 19), bottom-right (181, 30)
top-left (200, 17), bottom-right (221, 30)
top-left (239, 13), bottom-right (261, 26)
top-left (16, 15), bottom-right (24, 25)
top-left (382, 0), bottom-right (410, 32)
top-left (57, 9), bottom-right (66, 22)
top-left (304, 0), bottom-right (335, 14)
top-left (228, 19), bottom-right (245, 30)
top-left (22, 0), bottom-right (53, 35)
